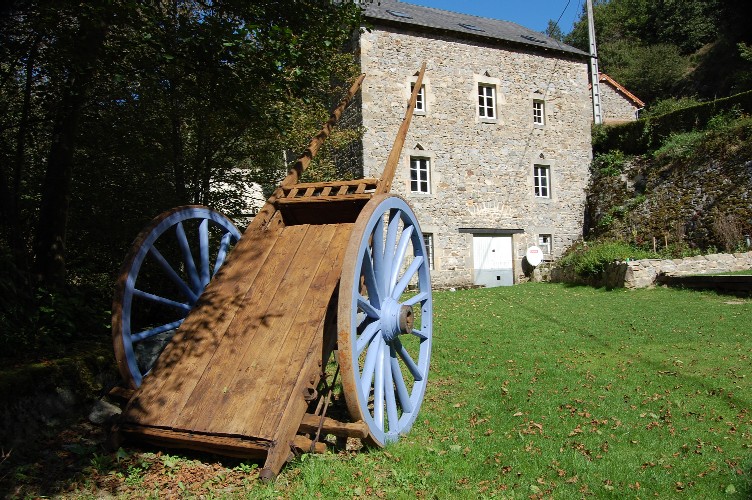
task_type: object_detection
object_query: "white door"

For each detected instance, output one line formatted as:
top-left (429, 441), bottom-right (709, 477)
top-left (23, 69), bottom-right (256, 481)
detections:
top-left (473, 235), bottom-right (513, 287)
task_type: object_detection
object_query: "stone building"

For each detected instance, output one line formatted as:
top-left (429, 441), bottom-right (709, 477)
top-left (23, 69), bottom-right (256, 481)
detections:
top-left (596, 73), bottom-right (645, 123)
top-left (356, 0), bottom-right (593, 287)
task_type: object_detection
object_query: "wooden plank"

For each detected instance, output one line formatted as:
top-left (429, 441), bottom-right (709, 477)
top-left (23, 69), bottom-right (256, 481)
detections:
top-left (255, 226), bottom-right (352, 480)
top-left (276, 193), bottom-right (372, 205)
top-left (165, 223), bottom-right (315, 433)
top-left (119, 424), bottom-right (271, 459)
top-left (252, 223), bottom-right (352, 438)
top-left (376, 62), bottom-right (426, 194)
top-left (298, 414), bottom-right (369, 438)
top-left (280, 179), bottom-right (379, 192)
top-left (210, 223), bottom-right (344, 438)
top-left (121, 215), bottom-right (288, 427)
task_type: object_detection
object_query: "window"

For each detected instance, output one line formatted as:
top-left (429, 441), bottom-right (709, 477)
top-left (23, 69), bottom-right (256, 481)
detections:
top-left (534, 165), bottom-right (550, 198)
top-left (410, 157), bottom-right (430, 193)
top-left (538, 234), bottom-right (552, 256)
top-left (478, 84), bottom-right (495, 119)
top-left (533, 99), bottom-right (545, 125)
top-left (422, 233), bottom-right (434, 269)
top-left (411, 83), bottom-right (425, 113)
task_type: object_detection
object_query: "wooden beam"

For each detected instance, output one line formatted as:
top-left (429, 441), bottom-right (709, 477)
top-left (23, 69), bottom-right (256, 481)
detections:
top-left (298, 413), bottom-right (369, 438)
top-left (283, 74), bottom-right (367, 188)
top-left (292, 435), bottom-right (328, 454)
top-left (243, 73), bottom-right (366, 232)
top-left (376, 62), bottom-right (426, 194)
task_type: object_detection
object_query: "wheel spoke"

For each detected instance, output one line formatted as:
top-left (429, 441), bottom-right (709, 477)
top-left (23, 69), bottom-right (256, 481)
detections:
top-left (114, 206), bottom-right (240, 389)
top-left (411, 329), bottom-right (429, 342)
top-left (148, 245), bottom-right (199, 303)
top-left (132, 318), bottom-right (184, 342)
top-left (175, 221), bottom-right (201, 292)
top-left (403, 291), bottom-right (429, 307)
top-left (356, 321), bottom-right (381, 355)
top-left (132, 288), bottom-right (191, 312)
top-left (362, 247), bottom-right (381, 309)
top-left (385, 345), bottom-right (399, 432)
top-left (382, 210), bottom-right (402, 295)
top-left (360, 336), bottom-right (380, 402)
top-left (390, 348), bottom-right (414, 414)
top-left (199, 219), bottom-right (210, 287)
top-left (357, 295), bottom-right (380, 319)
top-left (374, 340), bottom-right (385, 430)
top-left (394, 337), bottom-right (424, 382)
top-left (213, 232), bottom-right (234, 275)
top-left (388, 224), bottom-right (414, 293)
top-left (392, 255), bottom-right (423, 300)
top-left (372, 215), bottom-right (385, 296)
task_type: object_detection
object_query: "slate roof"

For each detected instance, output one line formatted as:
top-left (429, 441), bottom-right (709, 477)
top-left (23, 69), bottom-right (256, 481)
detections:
top-left (363, 0), bottom-right (588, 58)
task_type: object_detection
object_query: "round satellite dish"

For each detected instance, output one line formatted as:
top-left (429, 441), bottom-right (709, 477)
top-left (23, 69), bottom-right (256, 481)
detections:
top-left (526, 245), bottom-right (543, 267)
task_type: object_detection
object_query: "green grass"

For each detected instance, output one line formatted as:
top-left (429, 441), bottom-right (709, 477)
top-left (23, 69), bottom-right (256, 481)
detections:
top-left (43, 284), bottom-right (752, 497)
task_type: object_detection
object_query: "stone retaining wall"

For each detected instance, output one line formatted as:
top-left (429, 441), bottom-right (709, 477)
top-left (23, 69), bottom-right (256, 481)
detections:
top-left (551, 251), bottom-right (752, 288)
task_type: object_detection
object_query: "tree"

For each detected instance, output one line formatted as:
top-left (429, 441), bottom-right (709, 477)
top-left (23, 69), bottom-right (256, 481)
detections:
top-left (544, 20), bottom-right (564, 42)
top-left (1, 0), bottom-right (366, 288)
top-left (563, 0), bottom-right (733, 103)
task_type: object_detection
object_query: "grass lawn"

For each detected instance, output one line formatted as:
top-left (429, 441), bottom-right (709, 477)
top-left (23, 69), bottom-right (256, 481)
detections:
top-left (10, 283), bottom-right (751, 498)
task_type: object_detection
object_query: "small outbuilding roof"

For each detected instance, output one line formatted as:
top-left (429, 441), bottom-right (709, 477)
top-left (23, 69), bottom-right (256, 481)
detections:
top-left (363, 0), bottom-right (588, 58)
top-left (597, 73), bottom-right (645, 108)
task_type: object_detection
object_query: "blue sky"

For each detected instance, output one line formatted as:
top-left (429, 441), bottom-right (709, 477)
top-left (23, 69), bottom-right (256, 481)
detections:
top-left (399, 0), bottom-right (585, 34)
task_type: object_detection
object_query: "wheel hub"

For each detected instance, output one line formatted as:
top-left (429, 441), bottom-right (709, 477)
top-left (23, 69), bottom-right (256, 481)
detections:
top-left (381, 297), bottom-right (414, 342)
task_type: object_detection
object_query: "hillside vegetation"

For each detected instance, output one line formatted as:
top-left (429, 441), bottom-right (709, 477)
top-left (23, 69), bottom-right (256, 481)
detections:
top-left (586, 108), bottom-right (752, 255)
top-left (562, 0), bottom-right (752, 103)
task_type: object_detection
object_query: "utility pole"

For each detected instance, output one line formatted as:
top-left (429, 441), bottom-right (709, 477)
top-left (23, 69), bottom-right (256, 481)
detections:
top-left (587, 0), bottom-right (603, 124)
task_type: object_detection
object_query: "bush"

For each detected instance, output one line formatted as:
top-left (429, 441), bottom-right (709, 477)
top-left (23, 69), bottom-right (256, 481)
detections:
top-left (652, 130), bottom-right (705, 160)
top-left (0, 256), bottom-right (111, 361)
top-left (594, 89), bottom-right (752, 155)
top-left (591, 150), bottom-right (630, 176)
top-left (558, 241), bottom-right (657, 279)
top-left (642, 96), bottom-right (703, 118)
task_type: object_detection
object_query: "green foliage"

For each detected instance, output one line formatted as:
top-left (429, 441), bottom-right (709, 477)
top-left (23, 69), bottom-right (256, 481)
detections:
top-left (557, 241), bottom-right (657, 278)
top-left (652, 130), bottom-right (705, 160)
top-left (593, 89), bottom-right (752, 155)
top-left (642, 96), bottom-right (703, 118)
top-left (0, 1), bottom-right (366, 356)
top-left (601, 41), bottom-right (688, 103)
top-left (591, 150), bottom-right (629, 176)
top-left (564, 0), bottom-right (749, 102)
top-left (0, 250), bottom-right (113, 360)
top-left (740, 42), bottom-right (752, 63)
top-left (543, 19), bottom-right (564, 42)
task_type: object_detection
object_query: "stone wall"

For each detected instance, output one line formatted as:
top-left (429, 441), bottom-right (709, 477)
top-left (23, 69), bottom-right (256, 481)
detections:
top-left (358, 27), bottom-right (592, 287)
top-left (551, 251), bottom-right (752, 288)
top-left (600, 82), bottom-right (640, 123)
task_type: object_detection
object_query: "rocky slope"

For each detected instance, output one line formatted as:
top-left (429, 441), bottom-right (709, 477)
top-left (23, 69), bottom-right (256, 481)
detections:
top-left (586, 117), bottom-right (752, 253)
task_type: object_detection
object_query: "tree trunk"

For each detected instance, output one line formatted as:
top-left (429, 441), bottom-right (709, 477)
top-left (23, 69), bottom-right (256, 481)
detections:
top-left (9, 36), bottom-right (39, 265)
top-left (32, 14), bottom-right (109, 288)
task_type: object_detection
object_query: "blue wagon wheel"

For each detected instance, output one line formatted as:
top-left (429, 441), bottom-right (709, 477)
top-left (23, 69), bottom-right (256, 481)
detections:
top-left (338, 194), bottom-right (433, 447)
top-left (112, 206), bottom-right (241, 388)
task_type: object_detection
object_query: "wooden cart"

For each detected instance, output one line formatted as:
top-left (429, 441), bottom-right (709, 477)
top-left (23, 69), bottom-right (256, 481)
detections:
top-left (110, 66), bottom-right (432, 479)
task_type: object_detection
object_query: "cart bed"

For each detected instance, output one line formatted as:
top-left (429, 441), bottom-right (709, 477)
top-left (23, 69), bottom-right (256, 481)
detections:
top-left (121, 212), bottom-right (354, 454)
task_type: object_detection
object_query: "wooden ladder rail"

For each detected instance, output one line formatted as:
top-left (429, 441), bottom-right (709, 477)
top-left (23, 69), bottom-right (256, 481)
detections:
top-left (375, 61), bottom-right (427, 195)
top-left (249, 73), bottom-right (366, 231)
